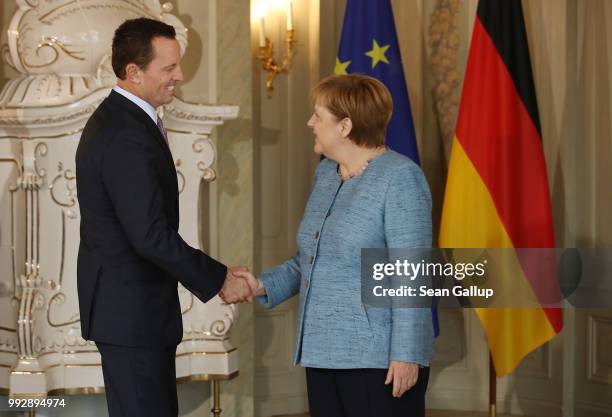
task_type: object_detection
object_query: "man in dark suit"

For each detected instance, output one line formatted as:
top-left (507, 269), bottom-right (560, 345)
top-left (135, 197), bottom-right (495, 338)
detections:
top-left (76, 18), bottom-right (249, 417)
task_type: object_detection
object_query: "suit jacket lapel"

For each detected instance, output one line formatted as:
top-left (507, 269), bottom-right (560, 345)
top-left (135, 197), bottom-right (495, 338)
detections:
top-left (107, 91), bottom-right (175, 166)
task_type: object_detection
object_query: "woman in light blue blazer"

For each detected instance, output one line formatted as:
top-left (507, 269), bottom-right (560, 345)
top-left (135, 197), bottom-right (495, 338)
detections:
top-left (233, 74), bottom-right (434, 417)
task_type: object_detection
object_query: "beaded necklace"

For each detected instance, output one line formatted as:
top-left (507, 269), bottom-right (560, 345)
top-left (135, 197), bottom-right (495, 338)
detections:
top-left (337, 147), bottom-right (387, 181)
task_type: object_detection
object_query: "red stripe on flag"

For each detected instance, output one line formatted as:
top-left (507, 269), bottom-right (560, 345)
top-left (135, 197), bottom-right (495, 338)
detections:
top-left (455, 19), bottom-right (562, 331)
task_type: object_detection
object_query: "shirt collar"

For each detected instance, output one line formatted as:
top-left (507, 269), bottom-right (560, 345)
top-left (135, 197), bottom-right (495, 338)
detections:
top-left (113, 85), bottom-right (159, 124)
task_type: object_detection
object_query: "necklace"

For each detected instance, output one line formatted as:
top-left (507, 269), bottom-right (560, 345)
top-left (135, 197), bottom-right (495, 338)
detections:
top-left (337, 147), bottom-right (387, 181)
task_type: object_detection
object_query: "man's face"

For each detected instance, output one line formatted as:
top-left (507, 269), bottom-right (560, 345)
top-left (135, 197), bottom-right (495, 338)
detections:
top-left (138, 36), bottom-right (183, 107)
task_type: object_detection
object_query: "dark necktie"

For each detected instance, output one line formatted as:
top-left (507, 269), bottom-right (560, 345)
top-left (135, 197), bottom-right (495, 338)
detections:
top-left (156, 116), bottom-right (169, 145)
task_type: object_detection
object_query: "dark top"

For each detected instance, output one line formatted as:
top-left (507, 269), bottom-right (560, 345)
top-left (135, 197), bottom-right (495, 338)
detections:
top-left (76, 90), bottom-right (226, 347)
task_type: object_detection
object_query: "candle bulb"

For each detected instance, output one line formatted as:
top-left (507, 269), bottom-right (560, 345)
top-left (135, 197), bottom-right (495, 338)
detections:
top-left (259, 16), bottom-right (266, 47)
top-left (287, 1), bottom-right (293, 31)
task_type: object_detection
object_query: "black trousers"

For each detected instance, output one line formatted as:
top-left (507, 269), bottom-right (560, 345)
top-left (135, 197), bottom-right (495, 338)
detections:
top-left (306, 367), bottom-right (430, 417)
top-left (96, 342), bottom-right (178, 417)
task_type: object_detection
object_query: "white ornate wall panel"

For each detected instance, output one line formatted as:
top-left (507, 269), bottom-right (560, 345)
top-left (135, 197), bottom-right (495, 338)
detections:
top-left (0, 0), bottom-right (240, 398)
top-left (0, 140), bottom-right (21, 397)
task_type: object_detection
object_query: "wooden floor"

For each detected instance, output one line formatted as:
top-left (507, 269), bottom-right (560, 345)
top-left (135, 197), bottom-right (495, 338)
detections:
top-left (274, 411), bottom-right (529, 417)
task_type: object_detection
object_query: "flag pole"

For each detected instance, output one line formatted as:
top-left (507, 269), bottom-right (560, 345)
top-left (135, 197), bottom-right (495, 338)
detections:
top-left (489, 350), bottom-right (496, 417)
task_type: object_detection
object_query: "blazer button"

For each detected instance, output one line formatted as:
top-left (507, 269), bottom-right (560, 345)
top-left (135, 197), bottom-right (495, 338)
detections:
top-left (314, 231), bottom-right (320, 240)
top-left (309, 256), bottom-right (314, 264)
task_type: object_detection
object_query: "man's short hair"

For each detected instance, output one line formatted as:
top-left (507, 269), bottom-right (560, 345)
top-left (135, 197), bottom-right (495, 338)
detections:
top-left (112, 17), bottom-right (176, 80)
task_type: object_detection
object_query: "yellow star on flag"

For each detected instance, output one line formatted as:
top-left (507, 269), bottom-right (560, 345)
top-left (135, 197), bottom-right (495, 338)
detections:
top-left (365, 39), bottom-right (390, 69)
top-left (334, 57), bottom-right (351, 75)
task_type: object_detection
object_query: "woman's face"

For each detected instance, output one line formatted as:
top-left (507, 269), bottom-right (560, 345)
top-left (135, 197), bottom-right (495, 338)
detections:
top-left (307, 103), bottom-right (345, 156)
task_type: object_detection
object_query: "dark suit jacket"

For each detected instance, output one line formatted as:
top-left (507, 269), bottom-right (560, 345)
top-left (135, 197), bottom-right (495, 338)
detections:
top-left (75, 90), bottom-right (227, 347)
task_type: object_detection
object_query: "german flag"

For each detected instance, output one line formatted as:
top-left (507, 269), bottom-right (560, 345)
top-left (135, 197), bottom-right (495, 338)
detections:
top-left (439, 0), bottom-right (563, 376)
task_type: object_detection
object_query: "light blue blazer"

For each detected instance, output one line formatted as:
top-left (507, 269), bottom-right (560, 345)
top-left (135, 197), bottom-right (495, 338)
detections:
top-left (260, 150), bottom-right (434, 369)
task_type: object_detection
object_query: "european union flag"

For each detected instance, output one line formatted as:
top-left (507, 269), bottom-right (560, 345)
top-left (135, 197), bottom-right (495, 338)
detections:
top-left (337, 0), bottom-right (440, 336)
top-left (336, 0), bottom-right (419, 164)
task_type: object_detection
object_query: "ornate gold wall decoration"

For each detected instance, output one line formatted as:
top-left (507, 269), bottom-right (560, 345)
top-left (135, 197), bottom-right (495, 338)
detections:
top-left (38, 1), bottom-right (156, 25)
top-left (49, 164), bottom-right (76, 209)
top-left (46, 293), bottom-right (79, 328)
top-left (2, 0), bottom-right (186, 107)
top-left (175, 159), bottom-right (186, 194)
top-left (22, 36), bottom-right (85, 69)
top-left (192, 136), bottom-right (217, 181)
top-left (428, 0), bottom-right (462, 157)
top-left (165, 106), bottom-right (224, 123)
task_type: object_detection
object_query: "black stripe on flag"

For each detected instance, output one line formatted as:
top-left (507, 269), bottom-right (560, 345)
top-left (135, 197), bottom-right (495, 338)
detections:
top-left (477, 0), bottom-right (542, 137)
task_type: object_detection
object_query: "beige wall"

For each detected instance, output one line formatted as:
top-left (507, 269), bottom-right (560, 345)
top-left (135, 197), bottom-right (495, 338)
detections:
top-left (172, 0), bottom-right (256, 415)
top-left (252, 0), bottom-right (321, 413)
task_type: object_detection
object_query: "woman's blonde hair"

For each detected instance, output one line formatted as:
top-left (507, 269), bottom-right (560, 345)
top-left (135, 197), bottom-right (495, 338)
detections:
top-left (311, 74), bottom-right (393, 148)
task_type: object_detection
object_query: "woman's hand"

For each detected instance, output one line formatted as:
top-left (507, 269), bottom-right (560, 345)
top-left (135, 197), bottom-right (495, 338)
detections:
top-left (385, 360), bottom-right (419, 397)
top-left (231, 270), bottom-right (266, 301)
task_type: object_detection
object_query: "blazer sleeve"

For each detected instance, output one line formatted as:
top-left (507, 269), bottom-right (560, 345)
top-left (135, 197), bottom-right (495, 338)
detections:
top-left (256, 160), bottom-right (329, 308)
top-left (257, 254), bottom-right (301, 308)
top-left (384, 164), bottom-right (434, 367)
top-left (101, 128), bottom-right (227, 303)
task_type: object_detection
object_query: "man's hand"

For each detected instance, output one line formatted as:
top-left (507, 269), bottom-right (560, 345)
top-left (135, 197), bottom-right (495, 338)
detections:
top-left (231, 270), bottom-right (265, 298)
top-left (384, 361), bottom-right (419, 397)
top-left (219, 267), bottom-right (258, 304)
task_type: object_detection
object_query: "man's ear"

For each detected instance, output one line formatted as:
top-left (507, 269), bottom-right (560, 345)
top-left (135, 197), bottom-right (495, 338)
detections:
top-left (125, 63), bottom-right (142, 84)
top-left (339, 117), bottom-right (353, 139)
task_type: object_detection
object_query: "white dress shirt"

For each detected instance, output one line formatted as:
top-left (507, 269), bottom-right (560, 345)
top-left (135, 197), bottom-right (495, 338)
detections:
top-left (112, 85), bottom-right (158, 124)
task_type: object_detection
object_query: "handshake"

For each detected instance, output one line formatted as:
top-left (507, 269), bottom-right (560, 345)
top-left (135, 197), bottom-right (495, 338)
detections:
top-left (219, 267), bottom-right (265, 304)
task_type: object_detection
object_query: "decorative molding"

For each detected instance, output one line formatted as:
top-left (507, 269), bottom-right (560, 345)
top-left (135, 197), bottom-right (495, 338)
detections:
top-left (427, 0), bottom-right (462, 152)
top-left (22, 37), bottom-right (85, 69)
top-left (575, 400), bottom-right (612, 417)
top-left (38, 2), bottom-right (156, 25)
top-left (0, 158), bottom-right (21, 299)
top-left (255, 311), bottom-right (293, 377)
top-left (163, 98), bottom-right (239, 128)
top-left (165, 106), bottom-right (223, 123)
top-left (46, 293), bottom-right (79, 328)
top-left (588, 314), bottom-right (612, 384)
top-left (46, 370), bottom-right (240, 396)
top-left (427, 388), bottom-right (562, 416)
top-left (515, 341), bottom-right (552, 379)
top-left (0, 326), bottom-right (17, 333)
top-left (191, 137), bottom-right (217, 182)
top-left (255, 392), bottom-right (309, 417)
top-left (175, 159), bottom-right (186, 194)
top-left (0, 101), bottom-right (100, 125)
top-left (49, 164), bottom-right (77, 209)
top-left (432, 309), bottom-right (467, 368)
top-left (47, 386), bottom-right (105, 396)
top-left (175, 370), bottom-right (239, 383)
top-left (0, 157), bottom-right (23, 175)
top-left (0, 0), bottom-right (239, 398)
top-left (1, 0), bottom-right (184, 106)
top-left (33, 143), bottom-right (47, 178)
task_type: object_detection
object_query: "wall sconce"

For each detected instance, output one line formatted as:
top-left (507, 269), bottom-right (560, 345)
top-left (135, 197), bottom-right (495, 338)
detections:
top-left (255, 0), bottom-right (296, 97)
